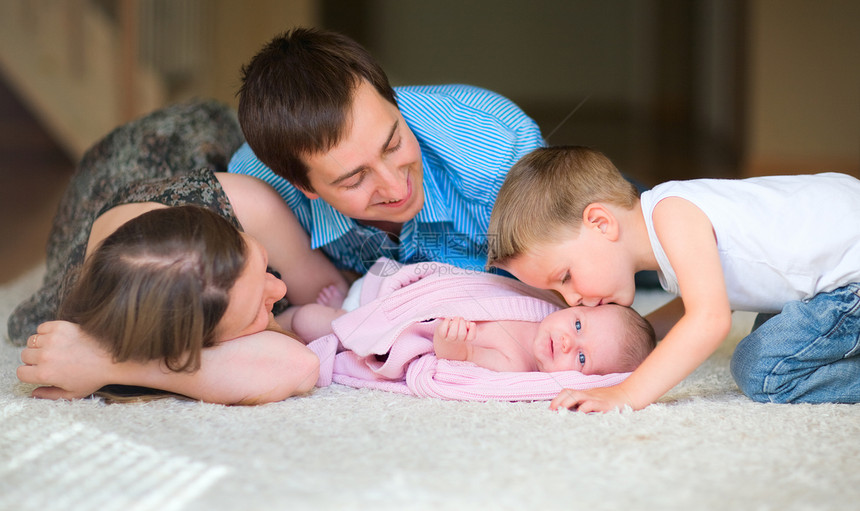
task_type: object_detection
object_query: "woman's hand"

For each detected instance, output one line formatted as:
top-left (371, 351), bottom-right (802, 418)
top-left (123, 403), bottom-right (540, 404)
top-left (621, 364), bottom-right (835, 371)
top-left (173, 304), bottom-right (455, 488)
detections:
top-left (18, 320), bottom-right (114, 399)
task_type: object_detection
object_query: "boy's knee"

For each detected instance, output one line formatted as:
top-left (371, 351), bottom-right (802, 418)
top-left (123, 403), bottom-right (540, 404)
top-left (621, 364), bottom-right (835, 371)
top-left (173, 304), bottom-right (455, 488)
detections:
top-left (730, 343), bottom-right (770, 403)
top-left (731, 330), bottom-right (819, 405)
top-left (731, 332), bottom-right (788, 403)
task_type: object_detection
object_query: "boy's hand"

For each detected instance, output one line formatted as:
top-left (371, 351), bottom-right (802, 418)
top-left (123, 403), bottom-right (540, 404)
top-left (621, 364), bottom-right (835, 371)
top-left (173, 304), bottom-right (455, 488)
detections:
top-left (550, 384), bottom-right (641, 413)
top-left (432, 317), bottom-right (476, 361)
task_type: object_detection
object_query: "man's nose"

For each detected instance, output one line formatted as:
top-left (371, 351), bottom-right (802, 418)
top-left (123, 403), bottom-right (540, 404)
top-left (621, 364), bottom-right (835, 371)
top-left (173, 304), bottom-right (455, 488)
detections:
top-left (375, 164), bottom-right (406, 198)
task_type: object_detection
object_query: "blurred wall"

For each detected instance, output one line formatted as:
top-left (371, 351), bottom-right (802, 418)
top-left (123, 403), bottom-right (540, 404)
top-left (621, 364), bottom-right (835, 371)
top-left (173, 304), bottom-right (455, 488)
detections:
top-left (327, 0), bottom-right (744, 184)
top-left (205, 0), bottom-right (319, 109)
top-left (745, 0), bottom-right (859, 176)
top-left (333, 0), bottom-right (858, 180)
top-left (0, 0), bottom-right (319, 159)
top-left (1, 0), bottom-right (857, 179)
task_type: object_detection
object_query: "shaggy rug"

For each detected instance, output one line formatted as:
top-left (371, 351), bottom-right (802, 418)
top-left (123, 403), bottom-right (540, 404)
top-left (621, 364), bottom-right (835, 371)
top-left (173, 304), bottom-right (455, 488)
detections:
top-left (1, 266), bottom-right (858, 511)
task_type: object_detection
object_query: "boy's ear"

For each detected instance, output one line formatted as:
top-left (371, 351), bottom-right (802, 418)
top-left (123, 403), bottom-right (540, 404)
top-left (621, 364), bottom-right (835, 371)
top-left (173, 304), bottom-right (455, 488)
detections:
top-left (582, 203), bottom-right (620, 241)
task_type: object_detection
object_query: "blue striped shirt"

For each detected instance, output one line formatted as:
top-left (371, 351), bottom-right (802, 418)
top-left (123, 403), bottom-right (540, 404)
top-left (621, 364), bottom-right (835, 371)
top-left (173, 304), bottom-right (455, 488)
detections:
top-left (228, 84), bottom-right (545, 274)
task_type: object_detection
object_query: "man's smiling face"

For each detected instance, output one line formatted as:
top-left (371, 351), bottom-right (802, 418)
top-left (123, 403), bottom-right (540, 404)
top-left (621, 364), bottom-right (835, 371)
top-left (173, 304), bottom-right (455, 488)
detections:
top-left (300, 80), bottom-right (424, 226)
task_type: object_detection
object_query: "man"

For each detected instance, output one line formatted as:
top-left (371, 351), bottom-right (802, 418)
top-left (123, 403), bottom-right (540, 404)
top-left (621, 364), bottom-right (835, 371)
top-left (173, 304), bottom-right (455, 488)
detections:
top-left (229, 27), bottom-right (544, 275)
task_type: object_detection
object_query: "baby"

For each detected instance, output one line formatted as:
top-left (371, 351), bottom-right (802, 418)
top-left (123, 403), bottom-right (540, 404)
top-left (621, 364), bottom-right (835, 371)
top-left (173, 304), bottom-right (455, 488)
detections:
top-left (293, 285), bottom-right (655, 376)
top-left (433, 305), bottom-right (654, 374)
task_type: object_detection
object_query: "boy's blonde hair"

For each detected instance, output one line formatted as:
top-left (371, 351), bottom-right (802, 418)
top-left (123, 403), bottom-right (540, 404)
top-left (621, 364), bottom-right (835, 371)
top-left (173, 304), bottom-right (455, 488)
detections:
top-left (487, 146), bottom-right (639, 268)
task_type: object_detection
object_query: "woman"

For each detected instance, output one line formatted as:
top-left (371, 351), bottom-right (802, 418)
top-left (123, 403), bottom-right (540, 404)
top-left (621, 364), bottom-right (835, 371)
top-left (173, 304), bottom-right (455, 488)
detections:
top-left (11, 99), bottom-right (347, 404)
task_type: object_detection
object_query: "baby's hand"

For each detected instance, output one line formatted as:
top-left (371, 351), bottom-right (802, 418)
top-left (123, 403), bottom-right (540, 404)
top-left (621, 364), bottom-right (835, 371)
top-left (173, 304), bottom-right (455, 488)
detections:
top-left (434, 317), bottom-right (477, 344)
top-left (432, 317), bottom-right (476, 362)
top-left (315, 285), bottom-right (345, 309)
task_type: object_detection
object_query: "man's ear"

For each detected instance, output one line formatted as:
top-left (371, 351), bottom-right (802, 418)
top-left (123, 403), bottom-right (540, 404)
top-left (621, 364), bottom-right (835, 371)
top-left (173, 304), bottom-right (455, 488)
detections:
top-left (582, 203), bottom-right (620, 241)
top-left (297, 186), bottom-right (319, 200)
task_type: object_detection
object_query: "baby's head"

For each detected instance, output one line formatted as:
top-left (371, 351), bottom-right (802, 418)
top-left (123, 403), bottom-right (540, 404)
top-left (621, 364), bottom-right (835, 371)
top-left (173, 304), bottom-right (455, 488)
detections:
top-left (532, 304), bottom-right (655, 375)
top-left (488, 145), bottom-right (637, 268)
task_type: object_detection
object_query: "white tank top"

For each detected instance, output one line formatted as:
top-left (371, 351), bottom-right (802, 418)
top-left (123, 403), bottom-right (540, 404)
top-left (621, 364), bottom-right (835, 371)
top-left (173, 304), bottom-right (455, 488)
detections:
top-left (639, 173), bottom-right (860, 313)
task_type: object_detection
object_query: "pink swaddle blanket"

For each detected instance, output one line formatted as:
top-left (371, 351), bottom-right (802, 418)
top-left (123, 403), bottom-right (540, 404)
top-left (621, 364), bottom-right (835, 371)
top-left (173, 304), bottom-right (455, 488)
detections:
top-left (306, 259), bottom-right (630, 401)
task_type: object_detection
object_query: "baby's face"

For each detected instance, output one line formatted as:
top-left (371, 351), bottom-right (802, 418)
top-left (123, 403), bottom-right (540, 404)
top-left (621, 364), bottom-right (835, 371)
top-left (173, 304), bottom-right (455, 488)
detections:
top-left (532, 305), bottom-right (629, 374)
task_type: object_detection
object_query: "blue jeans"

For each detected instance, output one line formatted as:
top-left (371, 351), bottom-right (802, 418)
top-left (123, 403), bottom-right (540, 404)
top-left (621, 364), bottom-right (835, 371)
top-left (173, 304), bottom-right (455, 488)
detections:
top-left (730, 283), bottom-right (860, 404)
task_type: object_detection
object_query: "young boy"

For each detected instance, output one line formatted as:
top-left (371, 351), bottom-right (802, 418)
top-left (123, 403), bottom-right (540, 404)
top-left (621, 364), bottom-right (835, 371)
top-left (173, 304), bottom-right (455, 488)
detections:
top-left (487, 145), bottom-right (860, 411)
top-left (292, 265), bottom-right (655, 377)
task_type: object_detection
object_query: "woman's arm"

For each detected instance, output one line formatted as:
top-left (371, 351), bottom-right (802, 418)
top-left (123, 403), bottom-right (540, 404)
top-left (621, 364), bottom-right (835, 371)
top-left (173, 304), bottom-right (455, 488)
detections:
top-left (217, 173), bottom-right (349, 306)
top-left (18, 320), bottom-right (319, 405)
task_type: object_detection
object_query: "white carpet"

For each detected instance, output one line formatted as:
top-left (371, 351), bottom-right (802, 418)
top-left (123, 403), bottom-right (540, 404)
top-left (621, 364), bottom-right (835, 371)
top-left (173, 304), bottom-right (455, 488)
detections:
top-left (2, 266), bottom-right (859, 511)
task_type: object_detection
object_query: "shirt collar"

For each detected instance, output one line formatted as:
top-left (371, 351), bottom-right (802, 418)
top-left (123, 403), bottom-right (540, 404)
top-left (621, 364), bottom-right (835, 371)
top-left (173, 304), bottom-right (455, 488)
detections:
top-left (414, 153), bottom-right (450, 223)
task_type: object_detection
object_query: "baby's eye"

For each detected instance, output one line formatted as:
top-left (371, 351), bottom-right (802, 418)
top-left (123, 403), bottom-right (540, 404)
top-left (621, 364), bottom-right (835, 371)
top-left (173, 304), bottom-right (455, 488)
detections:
top-left (578, 352), bottom-right (586, 365)
top-left (575, 320), bottom-right (581, 331)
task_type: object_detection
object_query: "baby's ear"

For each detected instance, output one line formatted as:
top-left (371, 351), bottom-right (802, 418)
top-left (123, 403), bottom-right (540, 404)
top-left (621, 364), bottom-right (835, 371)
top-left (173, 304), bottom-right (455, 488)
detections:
top-left (583, 203), bottom-right (620, 241)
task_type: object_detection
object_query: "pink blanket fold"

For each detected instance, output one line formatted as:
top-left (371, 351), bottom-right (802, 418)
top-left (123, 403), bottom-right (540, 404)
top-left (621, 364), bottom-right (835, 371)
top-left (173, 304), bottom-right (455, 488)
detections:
top-left (305, 259), bottom-right (630, 401)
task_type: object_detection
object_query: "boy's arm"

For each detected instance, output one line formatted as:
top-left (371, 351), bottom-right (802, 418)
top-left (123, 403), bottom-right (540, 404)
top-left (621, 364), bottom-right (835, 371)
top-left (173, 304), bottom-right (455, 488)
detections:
top-left (18, 320), bottom-right (319, 405)
top-left (552, 197), bottom-right (732, 412)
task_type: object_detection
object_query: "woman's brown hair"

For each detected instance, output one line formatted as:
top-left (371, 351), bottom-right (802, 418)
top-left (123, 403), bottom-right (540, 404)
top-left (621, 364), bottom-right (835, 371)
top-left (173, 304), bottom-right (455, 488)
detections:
top-left (59, 205), bottom-right (247, 372)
